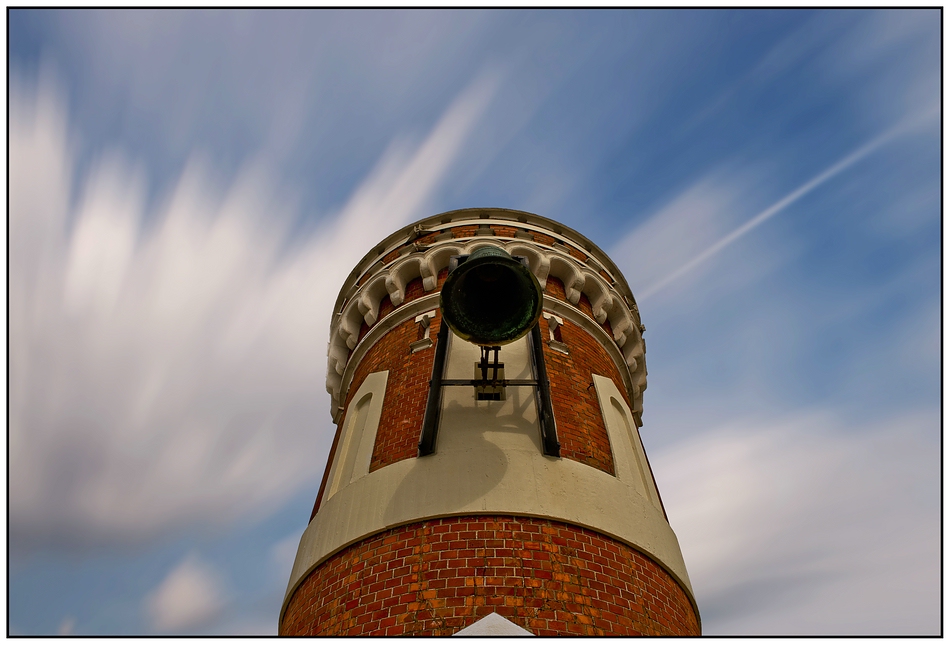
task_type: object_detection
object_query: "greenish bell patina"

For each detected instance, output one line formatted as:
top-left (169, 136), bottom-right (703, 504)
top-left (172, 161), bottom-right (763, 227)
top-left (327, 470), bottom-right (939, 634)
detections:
top-left (440, 246), bottom-right (543, 346)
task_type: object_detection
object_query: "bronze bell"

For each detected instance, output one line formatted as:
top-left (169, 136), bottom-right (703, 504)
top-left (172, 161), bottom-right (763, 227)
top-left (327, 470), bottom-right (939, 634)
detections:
top-left (440, 246), bottom-right (543, 346)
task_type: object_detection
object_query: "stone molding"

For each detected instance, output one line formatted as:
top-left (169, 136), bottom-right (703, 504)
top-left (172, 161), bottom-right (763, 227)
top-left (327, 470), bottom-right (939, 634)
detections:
top-left (327, 222), bottom-right (647, 421)
top-left (337, 210), bottom-right (623, 300)
top-left (333, 294), bottom-right (440, 422)
top-left (281, 387), bottom-right (695, 626)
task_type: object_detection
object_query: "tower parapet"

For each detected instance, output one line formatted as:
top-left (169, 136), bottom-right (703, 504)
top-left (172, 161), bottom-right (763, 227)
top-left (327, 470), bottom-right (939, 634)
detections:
top-left (280, 208), bottom-right (699, 636)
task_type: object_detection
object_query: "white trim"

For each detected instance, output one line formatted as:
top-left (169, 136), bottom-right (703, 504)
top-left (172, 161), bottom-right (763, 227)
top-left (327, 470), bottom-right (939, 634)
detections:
top-left (454, 613), bottom-right (533, 636)
top-left (281, 420), bottom-right (694, 625)
top-left (333, 295), bottom-right (440, 422)
top-left (592, 375), bottom-right (662, 512)
top-left (323, 371), bottom-right (388, 503)
top-left (327, 239), bottom-right (648, 422)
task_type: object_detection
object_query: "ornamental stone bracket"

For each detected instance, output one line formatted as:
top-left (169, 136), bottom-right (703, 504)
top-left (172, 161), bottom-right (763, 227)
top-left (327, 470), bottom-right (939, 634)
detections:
top-left (326, 232), bottom-right (648, 423)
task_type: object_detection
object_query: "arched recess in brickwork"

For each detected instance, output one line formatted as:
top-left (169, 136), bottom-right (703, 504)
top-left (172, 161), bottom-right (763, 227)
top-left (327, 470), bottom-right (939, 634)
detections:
top-left (592, 375), bottom-right (663, 515)
top-left (326, 237), bottom-right (646, 419)
top-left (323, 371), bottom-right (388, 503)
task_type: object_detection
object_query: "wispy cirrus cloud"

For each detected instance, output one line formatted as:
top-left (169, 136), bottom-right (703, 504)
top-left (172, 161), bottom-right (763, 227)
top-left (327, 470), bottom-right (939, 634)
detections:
top-left (9, 69), bottom-right (497, 552)
top-left (621, 104), bottom-right (937, 303)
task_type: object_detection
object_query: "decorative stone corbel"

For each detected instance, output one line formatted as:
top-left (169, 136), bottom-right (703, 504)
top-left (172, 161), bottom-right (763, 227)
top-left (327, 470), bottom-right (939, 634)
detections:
top-left (542, 312), bottom-right (569, 355)
top-left (326, 230), bottom-right (648, 420)
top-left (410, 310), bottom-right (437, 353)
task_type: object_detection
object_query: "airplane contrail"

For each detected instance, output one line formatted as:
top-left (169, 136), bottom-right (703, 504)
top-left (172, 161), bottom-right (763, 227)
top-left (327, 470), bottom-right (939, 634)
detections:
top-left (638, 107), bottom-right (937, 301)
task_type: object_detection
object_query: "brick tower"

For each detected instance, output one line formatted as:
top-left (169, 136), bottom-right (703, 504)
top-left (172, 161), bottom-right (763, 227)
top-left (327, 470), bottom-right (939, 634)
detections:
top-left (279, 208), bottom-right (700, 636)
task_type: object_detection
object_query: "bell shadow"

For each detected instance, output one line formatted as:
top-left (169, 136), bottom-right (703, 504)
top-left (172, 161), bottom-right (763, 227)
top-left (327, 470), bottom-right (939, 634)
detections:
top-left (381, 386), bottom-right (541, 526)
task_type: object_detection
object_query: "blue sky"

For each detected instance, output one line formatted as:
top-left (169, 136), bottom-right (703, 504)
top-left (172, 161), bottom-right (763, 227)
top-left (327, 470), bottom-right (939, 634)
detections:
top-left (8, 9), bottom-right (940, 635)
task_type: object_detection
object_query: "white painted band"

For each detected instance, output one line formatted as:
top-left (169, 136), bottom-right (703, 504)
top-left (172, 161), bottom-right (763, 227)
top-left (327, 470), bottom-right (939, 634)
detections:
top-left (282, 414), bottom-right (695, 625)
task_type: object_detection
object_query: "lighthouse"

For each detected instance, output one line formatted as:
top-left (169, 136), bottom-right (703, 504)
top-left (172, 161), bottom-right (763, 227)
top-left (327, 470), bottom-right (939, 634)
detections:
top-left (279, 208), bottom-right (700, 636)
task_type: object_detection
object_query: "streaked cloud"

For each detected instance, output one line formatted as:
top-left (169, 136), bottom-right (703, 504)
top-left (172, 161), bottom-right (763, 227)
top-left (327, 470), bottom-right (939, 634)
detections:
top-left (610, 173), bottom-right (747, 299)
top-left (9, 70), bottom-right (497, 551)
top-left (9, 9), bottom-right (938, 637)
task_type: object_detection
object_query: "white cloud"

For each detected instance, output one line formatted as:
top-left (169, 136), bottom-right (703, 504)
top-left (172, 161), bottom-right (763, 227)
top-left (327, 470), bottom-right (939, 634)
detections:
top-left (9, 70), bottom-right (496, 551)
top-left (652, 408), bottom-right (939, 635)
top-left (821, 10), bottom-right (940, 126)
top-left (145, 554), bottom-right (225, 633)
top-left (270, 532), bottom-right (301, 585)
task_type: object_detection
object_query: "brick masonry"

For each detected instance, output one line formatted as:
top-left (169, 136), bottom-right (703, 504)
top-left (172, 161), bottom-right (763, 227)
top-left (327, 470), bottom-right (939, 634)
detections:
top-left (299, 226), bottom-right (693, 637)
top-left (540, 313), bottom-right (616, 476)
top-left (280, 515), bottom-right (699, 636)
top-left (313, 235), bottom-right (632, 515)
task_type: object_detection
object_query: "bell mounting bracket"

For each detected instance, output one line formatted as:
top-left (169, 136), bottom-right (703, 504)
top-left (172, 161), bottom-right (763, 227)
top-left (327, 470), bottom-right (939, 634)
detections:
top-left (418, 255), bottom-right (561, 458)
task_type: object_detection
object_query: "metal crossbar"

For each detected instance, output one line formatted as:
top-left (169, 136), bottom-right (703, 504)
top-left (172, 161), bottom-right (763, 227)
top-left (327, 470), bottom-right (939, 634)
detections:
top-left (417, 254), bottom-right (561, 458)
top-left (441, 379), bottom-right (539, 387)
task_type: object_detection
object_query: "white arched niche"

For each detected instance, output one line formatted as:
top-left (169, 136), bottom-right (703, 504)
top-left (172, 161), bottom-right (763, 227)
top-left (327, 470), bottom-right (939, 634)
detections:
top-left (591, 374), bottom-right (663, 513)
top-left (323, 370), bottom-right (389, 503)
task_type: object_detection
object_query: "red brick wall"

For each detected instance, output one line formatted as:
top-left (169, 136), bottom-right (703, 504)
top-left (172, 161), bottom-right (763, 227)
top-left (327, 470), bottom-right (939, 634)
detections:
top-left (280, 516), bottom-right (699, 636)
top-left (452, 225), bottom-right (477, 238)
top-left (567, 246), bottom-right (587, 263)
top-left (317, 235), bottom-right (631, 507)
top-left (532, 231), bottom-right (556, 246)
top-left (491, 224), bottom-right (519, 237)
top-left (327, 257), bottom-right (628, 489)
top-left (342, 313), bottom-right (444, 475)
top-left (312, 313), bottom-right (441, 518)
top-left (545, 276), bottom-right (613, 338)
top-left (366, 312), bottom-right (442, 473)
top-left (415, 231), bottom-right (442, 245)
top-left (540, 314), bottom-right (618, 475)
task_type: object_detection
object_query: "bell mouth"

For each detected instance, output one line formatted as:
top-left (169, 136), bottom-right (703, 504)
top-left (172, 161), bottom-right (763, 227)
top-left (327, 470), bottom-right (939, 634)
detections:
top-left (440, 247), bottom-right (543, 346)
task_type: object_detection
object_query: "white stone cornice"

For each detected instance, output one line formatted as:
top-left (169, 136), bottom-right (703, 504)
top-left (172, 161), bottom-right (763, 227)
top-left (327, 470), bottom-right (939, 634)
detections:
top-left (331, 293), bottom-right (441, 424)
top-left (326, 221), bottom-right (648, 421)
top-left (332, 209), bottom-right (638, 319)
